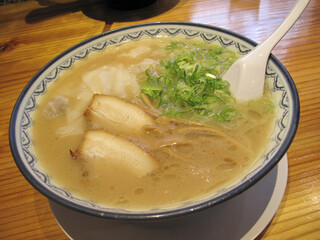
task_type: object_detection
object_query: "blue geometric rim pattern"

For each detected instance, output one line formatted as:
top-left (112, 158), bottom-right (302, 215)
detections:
top-left (9, 22), bottom-right (299, 220)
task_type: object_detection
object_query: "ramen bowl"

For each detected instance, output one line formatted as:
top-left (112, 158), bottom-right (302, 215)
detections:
top-left (9, 22), bottom-right (299, 229)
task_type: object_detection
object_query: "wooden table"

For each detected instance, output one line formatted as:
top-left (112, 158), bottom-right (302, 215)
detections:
top-left (1, 0), bottom-right (319, 239)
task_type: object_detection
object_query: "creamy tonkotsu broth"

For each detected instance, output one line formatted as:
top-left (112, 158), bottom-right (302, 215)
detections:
top-left (32, 37), bottom-right (276, 209)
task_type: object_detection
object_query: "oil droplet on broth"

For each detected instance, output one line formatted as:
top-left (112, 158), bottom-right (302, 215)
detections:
top-left (163, 174), bottom-right (176, 180)
top-left (116, 196), bottom-right (129, 205)
top-left (134, 187), bottom-right (144, 195)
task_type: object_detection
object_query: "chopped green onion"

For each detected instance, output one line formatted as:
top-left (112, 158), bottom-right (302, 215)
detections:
top-left (140, 41), bottom-right (241, 122)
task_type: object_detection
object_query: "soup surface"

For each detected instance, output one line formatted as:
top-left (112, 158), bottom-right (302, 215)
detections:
top-left (32, 37), bottom-right (275, 210)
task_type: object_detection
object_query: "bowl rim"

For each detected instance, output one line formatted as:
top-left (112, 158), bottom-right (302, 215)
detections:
top-left (9, 21), bottom-right (300, 220)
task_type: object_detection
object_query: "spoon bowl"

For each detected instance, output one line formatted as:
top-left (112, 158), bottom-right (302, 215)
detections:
top-left (223, 0), bottom-right (310, 101)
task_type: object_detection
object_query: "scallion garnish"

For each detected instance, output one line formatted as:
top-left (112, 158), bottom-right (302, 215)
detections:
top-left (140, 41), bottom-right (240, 122)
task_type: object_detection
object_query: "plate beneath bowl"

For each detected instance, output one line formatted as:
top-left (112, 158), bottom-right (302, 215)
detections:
top-left (49, 155), bottom-right (288, 240)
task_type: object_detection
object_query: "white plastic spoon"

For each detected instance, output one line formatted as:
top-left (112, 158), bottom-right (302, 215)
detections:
top-left (222, 0), bottom-right (310, 101)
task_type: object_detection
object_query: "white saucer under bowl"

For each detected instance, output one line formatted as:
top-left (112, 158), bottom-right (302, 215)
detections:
top-left (49, 155), bottom-right (288, 240)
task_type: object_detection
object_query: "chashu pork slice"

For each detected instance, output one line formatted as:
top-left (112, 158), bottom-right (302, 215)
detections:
top-left (74, 130), bottom-right (158, 177)
top-left (85, 94), bottom-right (155, 137)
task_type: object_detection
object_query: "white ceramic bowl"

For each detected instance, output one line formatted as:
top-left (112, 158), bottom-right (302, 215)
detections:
top-left (9, 22), bottom-right (299, 220)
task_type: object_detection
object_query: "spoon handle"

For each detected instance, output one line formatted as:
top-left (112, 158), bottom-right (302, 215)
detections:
top-left (256, 0), bottom-right (310, 54)
top-left (222, 0), bottom-right (310, 100)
